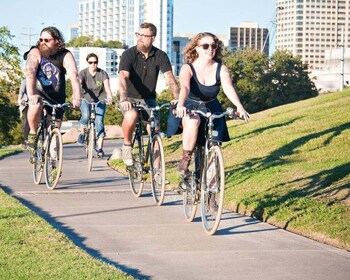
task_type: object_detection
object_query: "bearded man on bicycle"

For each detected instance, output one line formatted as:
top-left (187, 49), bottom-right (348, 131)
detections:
top-left (76, 53), bottom-right (114, 158)
top-left (118, 22), bottom-right (179, 166)
top-left (24, 26), bottom-right (82, 151)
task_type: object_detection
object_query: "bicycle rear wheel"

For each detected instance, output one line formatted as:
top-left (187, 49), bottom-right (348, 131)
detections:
top-left (201, 145), bottom-right (225, 235)
top-left (32, 126), bottom-right (44, 185)
top-left (128, 133), bottom-right (144, 197)
top-left (150, 134), bottom-right (166, 206)
top-left (44, 128), bottom-right (63, 190)
top-left (87, 124), bottom-right (95, 171)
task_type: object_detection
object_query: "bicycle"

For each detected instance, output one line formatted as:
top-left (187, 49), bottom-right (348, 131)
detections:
top-left (80, 99), bottom-right (108, 171)
top-left (178, 107), bottom-right (243, 235)
top-left (127, 102), bottom-right (169, 206)
top-left (31, 99), bottom-right (70, 190)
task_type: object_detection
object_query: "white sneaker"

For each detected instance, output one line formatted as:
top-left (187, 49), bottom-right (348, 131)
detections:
top-left (122, 145), bottom-right (133, 166)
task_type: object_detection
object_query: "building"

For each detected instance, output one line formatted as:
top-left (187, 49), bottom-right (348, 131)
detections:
top-left (172, 36), bottom-right (189, 76)
top-left (78, 0), bottom-right (174, 60)
top-left (67, 24), bottom-right (79, 41)
top-left (275, 0), bottom-right (350, 71)
top-left (228, 22), bottom-right (269, 55)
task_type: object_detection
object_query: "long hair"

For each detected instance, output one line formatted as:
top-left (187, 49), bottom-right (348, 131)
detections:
top-left (183, 32), bottom-right (223, 64)
top-left (36, 26), bottom-right (65, 50)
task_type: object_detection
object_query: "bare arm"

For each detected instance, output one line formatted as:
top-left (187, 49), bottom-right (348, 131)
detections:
top-left (220, 64), bottom-right (250, 120)
top-left (163, 70), bottom-right (179, 103)
top-left (63, 52), bottom-right (82, 108)
top-left (118, 70), bottom-right (129, 101)
top-left (118, 70), bottom-right (132, 111)
top-left (176, 64), bottom-right (192, 118)
top-left (25, 49), bottom-right (41, 104)
top-left (103, 78), bottom-right (114, 100)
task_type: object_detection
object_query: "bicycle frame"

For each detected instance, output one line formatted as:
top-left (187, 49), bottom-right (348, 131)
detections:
top-left (127, 102), bottom-right (169, 204)
top-left (181, 107), bottom-right (238, 234)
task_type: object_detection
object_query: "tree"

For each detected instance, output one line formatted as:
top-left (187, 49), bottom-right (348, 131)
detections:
top-left (66, 36), bottom-right (124, 49)
top-left (267, 50), bottom-right (318, 107)
top-left (221, 48), bottom-right (270, 113)
top-left (220, 48), bottom-right (318, 113)
top-left (0, 26), bottom-right (23, 146)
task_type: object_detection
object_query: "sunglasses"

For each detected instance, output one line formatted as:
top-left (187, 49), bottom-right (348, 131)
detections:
top-left (39, 37), bottom-right (55, 43)
top-left (199, 43), bottom-right (218, 50)
top-left (88, 61), bottom-right (98, 64)
top-left (135, 32), bottom-right (154, 38)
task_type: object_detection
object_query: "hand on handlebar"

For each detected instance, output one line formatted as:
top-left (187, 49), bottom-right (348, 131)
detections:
top-left (28, 95), bottom-right (41, 106)
top-left (72, 99), bottom-right (81, 109)
top-left (236, 107), bottom-right (250, 121)
top-left (105, 98), bottom-right (113, 105)
top-left (176, 105), bottom-right (187, 118)
top-left (119, 100), bottom-right (132, 111)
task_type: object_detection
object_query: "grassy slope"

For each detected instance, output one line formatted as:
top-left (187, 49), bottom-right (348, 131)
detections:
top-left (163, 89), bottom-right (350, 250)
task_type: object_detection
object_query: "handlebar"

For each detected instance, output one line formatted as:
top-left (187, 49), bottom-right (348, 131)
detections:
top-left (82, 98), bottom-right (114, 105)
top-left (40, 99), bottom-right (71, 109)
top-left (173, 107), bottom-right (245, 121)
top-left (134, 102), bottom-right (170, 112)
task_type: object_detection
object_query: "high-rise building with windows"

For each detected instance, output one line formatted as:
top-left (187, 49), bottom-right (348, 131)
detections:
top-left (228, 22), bottom-right (269, 55)
top-left (78, 0), bottom-right (173, 59)
top-left (275, 0), bottom-right (350, 70)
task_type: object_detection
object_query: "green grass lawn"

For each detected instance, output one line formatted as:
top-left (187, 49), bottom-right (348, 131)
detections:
top-left (1, 89), bottom-right (349, 279)
top-left (0, 189), bottom-right (134, 280)
top-left (160, 89), bottom-right (350, 250)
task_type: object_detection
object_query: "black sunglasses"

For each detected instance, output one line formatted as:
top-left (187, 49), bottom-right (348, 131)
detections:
top-left (88, 61), bottom-right (98, 64)
top-left (199, 43), bottom-right (218, 50)
top-left (39, 38), bottom-right (55, 43)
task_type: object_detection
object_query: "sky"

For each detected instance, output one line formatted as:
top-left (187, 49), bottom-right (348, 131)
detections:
top-left (1, 0), bottom-right (276, 56)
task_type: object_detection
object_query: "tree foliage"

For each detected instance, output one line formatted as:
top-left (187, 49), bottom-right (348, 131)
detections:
top-left (0, 26), bottom-right (23, 146)
top-left (220, 48), bottom-right (319, 113)
top-left (66, 36), bottom-right (124, 49)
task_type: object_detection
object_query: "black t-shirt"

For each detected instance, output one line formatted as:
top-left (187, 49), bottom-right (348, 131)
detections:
top-left (25, 47), bottom-right (69, 104)
top-left (118, 46), bottom-right (172, 99)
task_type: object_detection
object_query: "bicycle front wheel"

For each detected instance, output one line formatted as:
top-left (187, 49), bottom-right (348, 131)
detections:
top-left (87, 124), bottom-right (95, 171)
top-left (33, 126), bottom-right (44, 185)
top-left (44, 128), bottom-right (63, 190)
top-left (150, 134), bottom-right (166, 206)
top-left (128, 134), bottom-right (144, 197)
top-left (201, 145), bottom-right (225, 235)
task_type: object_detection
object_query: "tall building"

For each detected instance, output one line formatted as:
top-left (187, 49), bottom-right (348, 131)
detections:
top-left (67, 24), bottom-right (79, 41)
top-left (228, 22), bottom-right (269, 55)
top-left (275, 0), bottom-right (350, 70)
top-left (78, 0), bottom-right (173, 59)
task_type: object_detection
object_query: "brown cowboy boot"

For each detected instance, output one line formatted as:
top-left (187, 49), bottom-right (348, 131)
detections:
top-left (177, 150), bottom-right (193, 175)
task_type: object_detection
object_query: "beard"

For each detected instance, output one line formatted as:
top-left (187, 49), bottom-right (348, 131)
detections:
top-left (137, 42), bottom-right (150, 53)
top-left (39, 44), bottom-right (57, 58)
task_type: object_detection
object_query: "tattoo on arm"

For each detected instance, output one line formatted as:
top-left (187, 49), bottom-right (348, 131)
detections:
top-left (25, 53), bottom-right (38, 79)
top-left (164, 71), bottom-right (179, 99)
top-left (118, 71), bottom-right (128, 101)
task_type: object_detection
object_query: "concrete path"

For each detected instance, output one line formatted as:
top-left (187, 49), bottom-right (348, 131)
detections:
top-left (1, 140), bottom-right (349, 280)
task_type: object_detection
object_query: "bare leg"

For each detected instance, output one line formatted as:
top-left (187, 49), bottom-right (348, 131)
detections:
top-left (122, 109), bottom-right (138, 144)
top-left (181, 115), bottom-right (200, 151)
top-left (27, 104), bottom-right (43, 134)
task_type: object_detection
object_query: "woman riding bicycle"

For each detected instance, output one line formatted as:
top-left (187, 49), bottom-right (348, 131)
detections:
top-left (167, 32), bottom-right (250, 175)
top-left (77, 53), bottom-right (113, 158)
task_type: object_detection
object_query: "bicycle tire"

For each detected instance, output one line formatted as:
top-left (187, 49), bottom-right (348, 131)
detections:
top-left (201, 145), bottom-right (225, 235)
top-left (87, 124), bottom-right (94, 171)
top-left (44, 128), bottom-right (63, 190)
top-left (150, 134), bottom-right (166, 206)
top-left (128, 133), bottom-right (144, 197)
top-left (183, 146), bottom-right (201, 222)
top-left (32, 126), bottom-right (44, 185)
